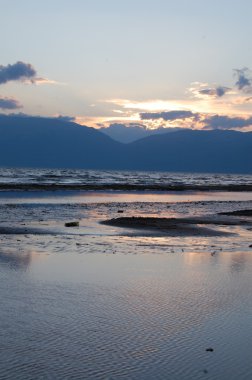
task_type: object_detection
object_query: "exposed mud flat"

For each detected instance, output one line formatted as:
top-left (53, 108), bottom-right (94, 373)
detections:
top-left (219, 209), bottom-right (252, 216)
top-left (0, 196), bottom-right (252, 253)
top-left (102, 216), bottom-right (238, 237)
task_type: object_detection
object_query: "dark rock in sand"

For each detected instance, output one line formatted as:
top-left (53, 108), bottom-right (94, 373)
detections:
top-left (206, 348), bottom-right (214, 352)
top-left (65, 221), bottom-right (79, 227)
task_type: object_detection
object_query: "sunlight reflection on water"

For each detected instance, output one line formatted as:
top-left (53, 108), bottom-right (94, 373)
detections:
top-left (0, 190), bottom-right (252, 204)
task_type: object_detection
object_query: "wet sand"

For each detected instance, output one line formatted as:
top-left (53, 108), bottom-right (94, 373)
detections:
top-left (102, 216), bottom-right (237, 237)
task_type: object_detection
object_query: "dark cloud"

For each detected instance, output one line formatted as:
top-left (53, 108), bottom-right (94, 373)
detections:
top-left (0, 97), bottom-right (22, 110)
top-left (0, 61), bottom-right (36, 85)
top-left (199, 86), bottom-right (230, 97)
top-left (56, 115), bottom-right (76, 122)
top-left (234, 67), bottom-right (252, 92)
top-left (203, 114), bottom-right (252, 130)
top-left (140, 110), bottom-right (197, 121)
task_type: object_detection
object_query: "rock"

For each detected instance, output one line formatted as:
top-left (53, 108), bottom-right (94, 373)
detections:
top-left (206, 348), bottom-right (214, 352)
top-left (65, 221), bottom-right (79, 227)
top-left (249, 244), bottom-right (252, 248)
top-left (117, 210), bottom-right (124, 213)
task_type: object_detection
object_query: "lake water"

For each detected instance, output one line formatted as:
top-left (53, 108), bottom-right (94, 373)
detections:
top-left (0, 169), bottom-right (252, 379)
top-left (0, 167), bottom-right (252, 189)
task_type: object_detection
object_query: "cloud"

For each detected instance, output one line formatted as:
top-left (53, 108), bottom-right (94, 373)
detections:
top-left (198, 86), bottom-right (230, 98)
top-left (139, 108), bottom-right (252, 131)
top-left (56, 115), bottom-right (76, 122)
top-left (29, 77), bottom-right (57, 85)
top-left (234, 67), bottom-right (252, 92)
top-left (0, 61), bottom-right (36, 85)
top-left (189, 82), bottom-right (232, 99)
top-left (0, 61), bottom-right (57, 86)
top-left (203, 114), bottom-right (252, 130)
top-left (140, 110), bottom-right (197, 121)
top-left (0, 97), bottom-right (22, 110)
top-left (192, 68), bottom-right (252, 98)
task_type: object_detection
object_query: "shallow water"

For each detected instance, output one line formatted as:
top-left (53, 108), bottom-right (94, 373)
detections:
top-left (1, 180), bottom-right (252, 379)
top-left (1, 250), bottom-right (252, 380)
top-left (0, 189), bottom-right (252, 205)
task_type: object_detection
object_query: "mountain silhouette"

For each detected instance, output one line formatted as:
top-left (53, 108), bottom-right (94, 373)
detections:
top-left (127, 129), bottom-right (252, 173)
top-left (0, 115), bottom-right (252, 173)
top-left (0, 115), bottom-right (126, 169)
top-left (100, 123), bottom-right (181, 143)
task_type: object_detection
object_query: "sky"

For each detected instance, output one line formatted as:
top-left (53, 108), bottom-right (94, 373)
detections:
top-left (1, 0), bottom-right (252, 131)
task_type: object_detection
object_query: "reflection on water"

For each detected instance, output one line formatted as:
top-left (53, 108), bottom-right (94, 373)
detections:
top-left (0, 250), bottom-right (32, 271)
top-left (1, 249), bottom-right (252, 380)
top-left (0, 190), bottom-right (252, 204)
top-left (229, 251), bottom-right (248, 273)
top-left (184, 249), bottom-right (252, 274)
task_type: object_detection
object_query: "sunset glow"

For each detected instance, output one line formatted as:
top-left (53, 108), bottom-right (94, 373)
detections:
top-left (0, 1), bottom-right (252, 132)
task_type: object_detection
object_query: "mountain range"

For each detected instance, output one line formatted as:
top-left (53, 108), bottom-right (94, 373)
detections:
top-left (0, 114), bottom-right (252, 173)
top-left (100, 123), bottom-right (181, 143)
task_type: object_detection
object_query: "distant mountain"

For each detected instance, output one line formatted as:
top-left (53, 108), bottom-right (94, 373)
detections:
top-left (127, 129), bottom-right (252, 173)
top-left (0, 115), bottom-right (126, 169)
top-left (0, 115), bottom-right (252, 173)
top-left (100, 123), bottom-right (181, 143)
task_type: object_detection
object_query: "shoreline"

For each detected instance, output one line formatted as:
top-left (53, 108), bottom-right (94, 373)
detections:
top-left (1, 183), bottom-right (252, 192)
